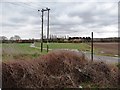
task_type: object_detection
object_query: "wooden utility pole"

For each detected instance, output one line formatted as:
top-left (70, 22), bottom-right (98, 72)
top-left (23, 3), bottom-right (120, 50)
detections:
top-left (91, 32), bottom-right (93, 61)
top-left (46, 8), bottom-right (50, 52)
top-left (38, 8), bottom-right (50, 52)
top-left (41, 9), bottom-right (44, 52)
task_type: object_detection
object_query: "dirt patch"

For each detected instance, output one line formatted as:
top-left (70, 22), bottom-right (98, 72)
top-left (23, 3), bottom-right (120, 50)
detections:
top-left (93, 42), bottom-right (118, 56)
top-left (2, 50), bottom-right (119, 88)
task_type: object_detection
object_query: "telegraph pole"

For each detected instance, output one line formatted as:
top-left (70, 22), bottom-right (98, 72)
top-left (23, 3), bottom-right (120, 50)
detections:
top-left (41, 9), bottom-right (44, 52)
top-left (46, 8), bottom-right (50, 52)
top-left (38, 8), bottom-right (50, 52)
top-left (38, 9), bottom-right (46, 52)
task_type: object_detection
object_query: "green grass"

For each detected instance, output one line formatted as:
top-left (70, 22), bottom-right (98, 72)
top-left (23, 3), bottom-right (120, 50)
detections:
top-left (2, 42), bottom-right (90, 61)
top-left (2, 43), bottom-right (47, 61)
top-left (3, 42), bottom-right (117, 60)
top-left (2, 42), bottom-right (117, 61)
top-left (2, 43), bottom-right (39, 54)
top-left (35, 42), bottom-right (91, 51)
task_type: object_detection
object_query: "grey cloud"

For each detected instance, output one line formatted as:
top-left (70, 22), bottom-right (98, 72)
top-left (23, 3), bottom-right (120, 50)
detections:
top-left (2, 22), bottom-right (26, 28)
top-left (67, 2), bottom-right (118, 26)
top-left (1, 1), bottom-right (118, 38)
top-left (9, 18), bottom-right (28, 23)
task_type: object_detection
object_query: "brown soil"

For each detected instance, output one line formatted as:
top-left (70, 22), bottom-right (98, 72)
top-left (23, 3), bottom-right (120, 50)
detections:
top-left (2, 50), bottom-right (119, 88)
top-left (93, 42), bottom-right (118, 56)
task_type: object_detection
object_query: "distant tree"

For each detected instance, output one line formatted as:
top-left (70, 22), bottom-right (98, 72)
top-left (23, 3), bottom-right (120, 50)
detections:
top-left (14, 35), bottom-right (21, 40)
top-left (86, 37), bottom-right (91, 42)
top-left (0, 36), bottom-right (8, 40)
top-left (10, 37), bottom-right (14, 40)
top-left (10, 35), bottom-right (21, 40)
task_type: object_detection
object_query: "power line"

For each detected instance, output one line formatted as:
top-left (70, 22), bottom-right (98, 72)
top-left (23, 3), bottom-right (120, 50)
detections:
top-left (7, 2), bottom-right (43, 11)
top-left (22, 2), bottom-right (39, 10)
top-left (6, 2), bottom-right (39, 16)
top-left (9, 2), bottom-right (37, 10)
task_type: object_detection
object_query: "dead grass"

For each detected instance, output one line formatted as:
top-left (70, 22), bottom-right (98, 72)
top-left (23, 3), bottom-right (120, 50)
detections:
top-left (2, 50), bottom-right (119, 88)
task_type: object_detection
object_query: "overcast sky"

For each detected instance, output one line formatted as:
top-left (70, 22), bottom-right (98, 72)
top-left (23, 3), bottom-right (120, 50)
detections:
top-left (0, 0), bottom-right (119, 39)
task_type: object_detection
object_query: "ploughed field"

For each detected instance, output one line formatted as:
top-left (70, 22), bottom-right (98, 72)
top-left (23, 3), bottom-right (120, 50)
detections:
top-left (93, 42), bottom-right (118, 57)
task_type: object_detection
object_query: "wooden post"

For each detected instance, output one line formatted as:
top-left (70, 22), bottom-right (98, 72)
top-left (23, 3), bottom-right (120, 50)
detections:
top-left (91, 32), bottom-right (93, 61)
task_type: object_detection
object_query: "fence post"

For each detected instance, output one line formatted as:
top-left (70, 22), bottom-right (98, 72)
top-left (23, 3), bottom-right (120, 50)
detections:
top-left (91, 32), bottom-right (93, 61)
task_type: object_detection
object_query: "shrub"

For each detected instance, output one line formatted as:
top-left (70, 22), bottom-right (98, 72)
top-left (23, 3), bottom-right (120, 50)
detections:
top-left (117, 63), bottom-right (120, 69)
top-left (2, 50), bottom-right (119, 88)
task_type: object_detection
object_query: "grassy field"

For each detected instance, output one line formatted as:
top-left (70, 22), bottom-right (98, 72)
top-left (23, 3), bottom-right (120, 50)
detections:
top-left (2, 42), bottom-right (90, 61)
top-left (2, 42), bottom-right (118, 61)
top-left (35, 42), bottom-right (91, 51)
top-left (2, 43), bottom-right (46, 61)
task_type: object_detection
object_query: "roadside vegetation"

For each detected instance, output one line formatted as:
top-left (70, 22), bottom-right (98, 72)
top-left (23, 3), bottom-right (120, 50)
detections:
top-left (2, 50), bottom-right (119, 88)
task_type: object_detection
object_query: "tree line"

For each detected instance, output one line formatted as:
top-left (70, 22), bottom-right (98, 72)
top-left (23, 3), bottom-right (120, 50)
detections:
top-left (0, 35), bottom-right (119, 43)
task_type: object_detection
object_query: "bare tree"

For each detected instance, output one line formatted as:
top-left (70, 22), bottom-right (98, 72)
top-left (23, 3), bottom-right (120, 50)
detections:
top-left (0, 36), bottom-right (8, 40)
top-left (10, 35), bottom-right (21, 40)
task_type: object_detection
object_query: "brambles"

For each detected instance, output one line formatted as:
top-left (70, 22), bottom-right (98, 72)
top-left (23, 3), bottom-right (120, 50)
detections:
top-left (117, 63), bottom-right (120, 69)
top-left (2, 50), bottom-right (119, 88)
